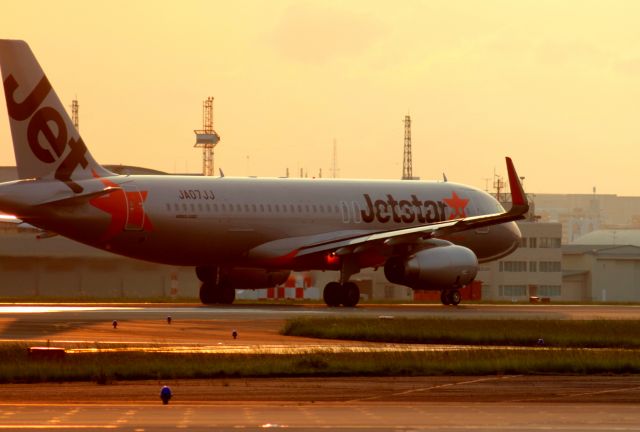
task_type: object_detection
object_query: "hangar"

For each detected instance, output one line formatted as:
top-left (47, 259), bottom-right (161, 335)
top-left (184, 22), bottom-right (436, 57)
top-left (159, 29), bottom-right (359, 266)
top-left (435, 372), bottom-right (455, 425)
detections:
top-left (562, 230), bottom-right (640, 302)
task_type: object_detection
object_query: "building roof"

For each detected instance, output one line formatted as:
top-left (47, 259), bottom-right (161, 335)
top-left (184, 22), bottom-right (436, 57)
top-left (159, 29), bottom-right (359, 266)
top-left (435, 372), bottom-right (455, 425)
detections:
top-left (572, 229), bottom-right (640, 247)
top-left (563, 243), bottom-right (640, 258)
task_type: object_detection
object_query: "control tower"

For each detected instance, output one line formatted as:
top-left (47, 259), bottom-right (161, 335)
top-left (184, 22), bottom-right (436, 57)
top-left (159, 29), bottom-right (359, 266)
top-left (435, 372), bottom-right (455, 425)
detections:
top-left (194, 97), bottom-right (221, 176)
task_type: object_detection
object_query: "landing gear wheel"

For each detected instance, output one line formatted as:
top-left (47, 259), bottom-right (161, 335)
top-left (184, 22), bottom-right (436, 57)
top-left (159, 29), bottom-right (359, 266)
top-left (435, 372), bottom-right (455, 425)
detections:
top-left (199, 282), bottom-right (218, 305)
top-left (196, 266), bottom-right (216, 282)
top-left (218, 280), bottom-right (236, 304)
top-left (342, 282), bottom-right (360, 307)
top-left (323, 282), bottom-right (342, 307)
top-left (449, 289), bottom-right (461, 306)
top-left (440, 290), bottom-right (451, 306)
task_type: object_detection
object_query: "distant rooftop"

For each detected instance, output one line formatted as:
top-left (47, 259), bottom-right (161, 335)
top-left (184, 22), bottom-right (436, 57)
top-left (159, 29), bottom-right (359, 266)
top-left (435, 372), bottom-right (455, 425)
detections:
top-left (572, 229), bottom-right (640, 248)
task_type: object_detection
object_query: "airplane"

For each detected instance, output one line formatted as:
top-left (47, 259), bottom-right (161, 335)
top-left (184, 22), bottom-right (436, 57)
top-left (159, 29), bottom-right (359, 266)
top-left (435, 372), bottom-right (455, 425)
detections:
top-left (0, 39), bottom-right (528, 307)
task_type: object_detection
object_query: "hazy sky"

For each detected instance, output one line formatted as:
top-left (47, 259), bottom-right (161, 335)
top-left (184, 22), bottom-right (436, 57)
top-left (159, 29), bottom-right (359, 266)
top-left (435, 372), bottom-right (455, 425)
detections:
top-left (1, 1), bottom-right (639, 195)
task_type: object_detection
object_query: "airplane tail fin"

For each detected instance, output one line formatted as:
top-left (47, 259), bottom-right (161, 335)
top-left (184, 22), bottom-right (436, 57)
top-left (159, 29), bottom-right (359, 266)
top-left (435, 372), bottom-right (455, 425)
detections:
top-left (0, 40), bottom-right (112, 193)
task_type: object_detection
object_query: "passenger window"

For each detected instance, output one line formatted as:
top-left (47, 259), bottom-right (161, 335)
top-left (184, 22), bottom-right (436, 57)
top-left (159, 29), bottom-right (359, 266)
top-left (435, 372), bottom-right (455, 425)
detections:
top-left (252, 204), bottom-right (257, 212)
top-left (166, 204), bottom-right (171, 211)
top-left (173, 203), bottom-right (179, 211)
top-left (340, 201), bottom-right (350, 223)
top-left (182, 203), bottom-right (187, 212)
top-left (260, 204), bottom-right (264, 212)
top-left (352, 202), bottom-right (362, 223)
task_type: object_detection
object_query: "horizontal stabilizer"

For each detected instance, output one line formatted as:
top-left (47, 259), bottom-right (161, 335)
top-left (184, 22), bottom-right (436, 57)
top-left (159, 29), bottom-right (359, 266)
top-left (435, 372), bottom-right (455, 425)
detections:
top-left (36, 186), bottom-right (121, 207)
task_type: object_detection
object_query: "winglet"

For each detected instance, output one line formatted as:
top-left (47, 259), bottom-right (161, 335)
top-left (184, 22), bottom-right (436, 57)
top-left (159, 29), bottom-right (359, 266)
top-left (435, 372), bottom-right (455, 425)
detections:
top-left (505, 157), bottom-right (529, 214)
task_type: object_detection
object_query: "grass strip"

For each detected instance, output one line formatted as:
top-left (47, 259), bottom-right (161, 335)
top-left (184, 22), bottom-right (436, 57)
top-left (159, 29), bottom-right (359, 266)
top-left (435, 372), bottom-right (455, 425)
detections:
top-left (1, 343), bottom-right (640, 383)
top-left (282, 317), bottom-right (640, 348)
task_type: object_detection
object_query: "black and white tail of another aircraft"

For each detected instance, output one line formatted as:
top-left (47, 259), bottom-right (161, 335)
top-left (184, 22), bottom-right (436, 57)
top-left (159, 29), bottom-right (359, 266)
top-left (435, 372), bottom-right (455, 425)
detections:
top-left (0, 40), bottom-right (528, 306)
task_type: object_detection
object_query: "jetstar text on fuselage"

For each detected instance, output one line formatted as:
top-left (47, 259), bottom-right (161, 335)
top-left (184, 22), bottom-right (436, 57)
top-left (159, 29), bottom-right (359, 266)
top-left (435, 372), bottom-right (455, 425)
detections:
top-left (360, 193), bottom-right (468, 224)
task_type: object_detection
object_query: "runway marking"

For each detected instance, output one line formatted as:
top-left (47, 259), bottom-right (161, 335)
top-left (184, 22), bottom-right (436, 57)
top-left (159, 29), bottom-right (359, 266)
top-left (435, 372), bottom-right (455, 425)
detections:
top-left (347, 375), bottom-right (522, 402)
top-left (243, 407), bottom-right (257, 423)
top-left (512, 385), bottom-right (640, 403)
top-left (177, 407), bottom-right (193, 429)
top-left (354, 406), bottom-right (383, 422)
top-left (298, 406), bottom-right (323, 425)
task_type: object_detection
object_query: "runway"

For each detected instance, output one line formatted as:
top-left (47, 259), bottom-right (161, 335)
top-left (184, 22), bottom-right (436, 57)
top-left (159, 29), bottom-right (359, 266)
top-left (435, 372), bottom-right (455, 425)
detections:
top-left (1, 303), bottom-right (640, 430)
top-left (3, 375), bottom-right (640, 430)
top-left (2, 402), bottom-right (640, 431)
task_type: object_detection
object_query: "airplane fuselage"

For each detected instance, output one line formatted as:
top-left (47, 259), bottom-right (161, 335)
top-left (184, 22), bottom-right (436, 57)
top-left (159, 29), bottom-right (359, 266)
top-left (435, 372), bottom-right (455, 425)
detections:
top-left (0, 175), bottom-right (520, 269)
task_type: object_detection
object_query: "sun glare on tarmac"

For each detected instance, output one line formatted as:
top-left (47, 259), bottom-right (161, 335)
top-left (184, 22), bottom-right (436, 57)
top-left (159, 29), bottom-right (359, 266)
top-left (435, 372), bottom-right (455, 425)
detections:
top-left (0, 306), bottom-right (140, 314)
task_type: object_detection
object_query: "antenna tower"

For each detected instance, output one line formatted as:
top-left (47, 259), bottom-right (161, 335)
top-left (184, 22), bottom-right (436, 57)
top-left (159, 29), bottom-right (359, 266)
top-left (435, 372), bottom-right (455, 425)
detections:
top-left (402, 115), bottom-right (417, 180)
top-left (330, 138), bottom-right (339, 178)
top-left (493, 170), bottom-right (506, 202)
top-left (71, 99), bottom-right (79, 131)
top-left (194, 97), bottom-right (220, 176)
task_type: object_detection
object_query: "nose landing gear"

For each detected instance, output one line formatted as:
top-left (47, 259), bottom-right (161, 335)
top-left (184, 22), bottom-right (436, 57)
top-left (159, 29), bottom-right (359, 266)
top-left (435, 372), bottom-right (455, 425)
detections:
top-left (440, 289), bottom-right (461, 306)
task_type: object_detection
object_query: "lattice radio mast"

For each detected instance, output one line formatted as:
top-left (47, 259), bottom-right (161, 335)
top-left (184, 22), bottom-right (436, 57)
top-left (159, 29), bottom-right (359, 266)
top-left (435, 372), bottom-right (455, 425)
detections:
top-left (194, 97), bottom-right (220, 176)
top-left (330, 138), bottom-right (339, 178)
top-left (402, 115), bottom-right (418, 180)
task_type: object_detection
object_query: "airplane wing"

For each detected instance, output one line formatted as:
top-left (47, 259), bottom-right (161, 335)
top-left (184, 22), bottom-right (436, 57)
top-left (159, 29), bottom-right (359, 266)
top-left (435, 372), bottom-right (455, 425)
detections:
top-left (253, 157), bottom-right (528, 262)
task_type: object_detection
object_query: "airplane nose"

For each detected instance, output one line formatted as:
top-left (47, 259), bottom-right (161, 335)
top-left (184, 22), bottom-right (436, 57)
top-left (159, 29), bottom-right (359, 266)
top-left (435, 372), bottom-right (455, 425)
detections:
top-left (505, 221), bottom-right (522, 247)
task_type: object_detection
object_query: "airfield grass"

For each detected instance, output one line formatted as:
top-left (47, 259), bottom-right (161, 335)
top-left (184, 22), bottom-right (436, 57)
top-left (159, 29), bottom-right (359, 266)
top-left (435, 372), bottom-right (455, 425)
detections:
top-left (283, 317), bottom-right (640, 348)
top-left (1, 343), bottom-right (640, 384)
top-left (3, 318), bottom-right (640, 383)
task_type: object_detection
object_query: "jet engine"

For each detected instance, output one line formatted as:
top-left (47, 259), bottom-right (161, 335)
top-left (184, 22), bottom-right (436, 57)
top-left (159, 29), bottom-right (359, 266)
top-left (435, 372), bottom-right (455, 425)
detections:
top-left (224, 268), bottom-right (291, 289)
top-left (383, 245), bottom-right (478, 290)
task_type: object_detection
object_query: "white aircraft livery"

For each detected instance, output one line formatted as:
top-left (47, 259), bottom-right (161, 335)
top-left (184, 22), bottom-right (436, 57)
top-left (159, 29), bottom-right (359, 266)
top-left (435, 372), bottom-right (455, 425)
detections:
top-left (0, 40), bottom-right (528, 306)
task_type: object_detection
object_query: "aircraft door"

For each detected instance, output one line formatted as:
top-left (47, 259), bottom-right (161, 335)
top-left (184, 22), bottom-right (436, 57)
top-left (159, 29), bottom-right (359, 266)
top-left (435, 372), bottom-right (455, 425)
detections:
top-left (122, 184), bottom-right (146, 231)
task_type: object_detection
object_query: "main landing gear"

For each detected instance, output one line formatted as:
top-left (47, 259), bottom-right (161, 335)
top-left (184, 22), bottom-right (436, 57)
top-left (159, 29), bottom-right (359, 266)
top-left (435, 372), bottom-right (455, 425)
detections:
top-left (440, 289), bottom-right (461, 306)
top-left (196, 267), bottom-right (235, 305)
top-left (323, 281), bottom-right (360, 307)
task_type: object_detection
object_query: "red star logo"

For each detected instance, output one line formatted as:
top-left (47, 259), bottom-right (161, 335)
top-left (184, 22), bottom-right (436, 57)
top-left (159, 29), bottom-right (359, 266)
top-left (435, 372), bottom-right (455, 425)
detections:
top-left (89, 172), bottom-right (153, 241)
top-left (443, 191), bottom-right (469, 220)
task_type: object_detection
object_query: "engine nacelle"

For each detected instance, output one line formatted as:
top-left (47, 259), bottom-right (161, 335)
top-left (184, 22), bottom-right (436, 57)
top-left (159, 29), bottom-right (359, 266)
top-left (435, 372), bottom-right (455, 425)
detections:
top-left (225, 268), bottom-right (291, 290)
top-left (384, 245), bottom-right (478, 290)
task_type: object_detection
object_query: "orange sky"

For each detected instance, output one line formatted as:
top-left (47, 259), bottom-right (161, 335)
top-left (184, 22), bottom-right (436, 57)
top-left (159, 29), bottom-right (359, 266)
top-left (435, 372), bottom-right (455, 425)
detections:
top-left (1, 1), bottom-right (639, 195)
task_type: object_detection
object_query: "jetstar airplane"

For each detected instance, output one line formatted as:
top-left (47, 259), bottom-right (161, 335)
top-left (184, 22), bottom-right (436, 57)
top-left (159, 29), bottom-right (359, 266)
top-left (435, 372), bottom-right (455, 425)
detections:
top-left (0, 40), bottom-right (528, 307)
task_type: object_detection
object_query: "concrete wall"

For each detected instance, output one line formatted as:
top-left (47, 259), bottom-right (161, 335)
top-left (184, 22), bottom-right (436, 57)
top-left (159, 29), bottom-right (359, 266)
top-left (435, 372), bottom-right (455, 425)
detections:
top-left (592, 259), bottom-right (640, 302)
top-left (0, 255), bottom-right (199, 299)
